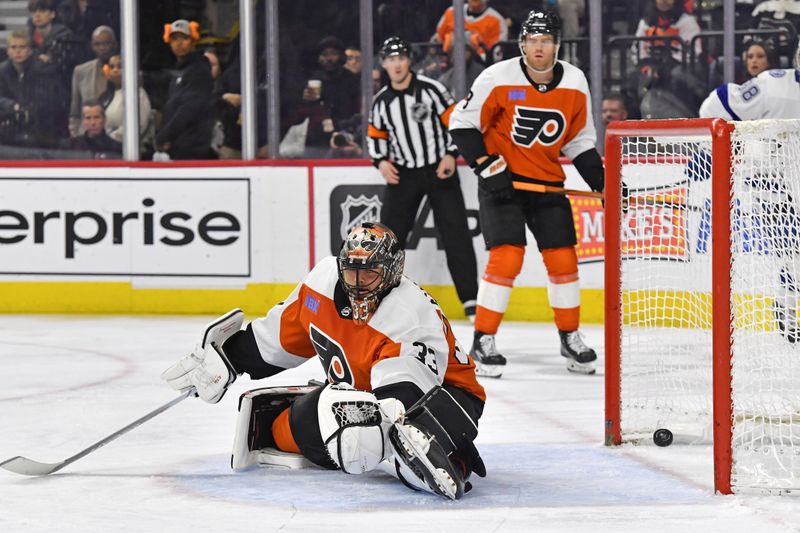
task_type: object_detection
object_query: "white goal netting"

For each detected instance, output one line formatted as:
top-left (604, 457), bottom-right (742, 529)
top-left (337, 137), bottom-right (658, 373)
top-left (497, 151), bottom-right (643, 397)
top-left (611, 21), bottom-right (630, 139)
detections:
top-left (615, 119), bottom-right (800, 493)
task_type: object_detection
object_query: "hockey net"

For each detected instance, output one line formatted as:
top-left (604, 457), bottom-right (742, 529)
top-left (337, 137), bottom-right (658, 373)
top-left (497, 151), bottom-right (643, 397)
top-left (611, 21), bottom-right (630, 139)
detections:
top-left (605, 118), bottom-right (800, 494)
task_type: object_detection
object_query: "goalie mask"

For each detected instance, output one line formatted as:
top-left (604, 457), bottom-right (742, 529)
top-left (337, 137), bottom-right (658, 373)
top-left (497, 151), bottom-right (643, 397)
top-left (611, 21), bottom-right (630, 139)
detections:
top-left (337, 222), bottom-right (405, 325)
top-left (519, 10), bottom-right (561, 74)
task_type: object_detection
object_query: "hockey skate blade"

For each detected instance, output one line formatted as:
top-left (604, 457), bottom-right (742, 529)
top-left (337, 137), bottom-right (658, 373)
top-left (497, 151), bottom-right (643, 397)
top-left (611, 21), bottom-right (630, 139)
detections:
top-left (0, 456), bottom-right (64, 476)
top-left (474, 362), bottom-right (503, 379)
top-left (566, 359), bottom-right (596, 375)
top-left (392, 424), bottom-right (458, 500)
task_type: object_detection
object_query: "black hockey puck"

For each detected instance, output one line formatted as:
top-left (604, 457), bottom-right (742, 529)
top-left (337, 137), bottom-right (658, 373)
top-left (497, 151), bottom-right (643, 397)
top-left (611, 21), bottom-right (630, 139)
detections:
top-left (653, 428), bottom-right (673, 447)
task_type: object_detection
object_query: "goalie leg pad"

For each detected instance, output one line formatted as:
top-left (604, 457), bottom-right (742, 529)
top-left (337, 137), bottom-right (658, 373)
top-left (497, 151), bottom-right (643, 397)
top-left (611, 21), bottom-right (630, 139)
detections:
top-left (388, 386), bottom-right (486, 500)
top-left (231, 385), bottom-right (318, 471)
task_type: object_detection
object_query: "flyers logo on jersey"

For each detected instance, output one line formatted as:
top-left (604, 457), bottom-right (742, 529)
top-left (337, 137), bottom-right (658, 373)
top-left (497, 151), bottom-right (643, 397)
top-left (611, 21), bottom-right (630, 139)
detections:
top-left (511, 106), bottom-right (566, 148)
top-left (310, 324), bottom-right (355, 386)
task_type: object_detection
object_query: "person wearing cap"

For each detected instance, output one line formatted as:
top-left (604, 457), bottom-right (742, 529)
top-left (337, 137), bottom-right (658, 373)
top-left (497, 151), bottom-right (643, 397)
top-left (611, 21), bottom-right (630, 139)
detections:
top-left (367, 36), bottom-right (479, 324)
top-left (155, 19), bottom-right (214, 160)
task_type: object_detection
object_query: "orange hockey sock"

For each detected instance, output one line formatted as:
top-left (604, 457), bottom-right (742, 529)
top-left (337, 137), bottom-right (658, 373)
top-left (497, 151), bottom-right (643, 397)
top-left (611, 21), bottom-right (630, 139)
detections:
top-left (271, 406), bottom-right (301, 454)
top-left (541, 247), bottom-right (580, 331)
top-left (475, 244), bottom-right (525, 335)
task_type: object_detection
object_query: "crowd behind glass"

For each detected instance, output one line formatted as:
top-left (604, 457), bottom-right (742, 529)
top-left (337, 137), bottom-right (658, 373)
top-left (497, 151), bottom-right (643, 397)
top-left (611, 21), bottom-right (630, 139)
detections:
top-left (1, 0), bottom-right (797, 160)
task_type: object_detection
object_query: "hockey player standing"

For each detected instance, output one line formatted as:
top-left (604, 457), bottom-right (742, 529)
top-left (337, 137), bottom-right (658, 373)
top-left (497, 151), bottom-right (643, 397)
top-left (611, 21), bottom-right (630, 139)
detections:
top-left (449, 10), bottom-right (605, 378)
top-left (699, 44), bottom-right (800, 120)
top-left (699, 42), bottom-right (800, 344)
top-left (161, 223), bottom-right (486, 500)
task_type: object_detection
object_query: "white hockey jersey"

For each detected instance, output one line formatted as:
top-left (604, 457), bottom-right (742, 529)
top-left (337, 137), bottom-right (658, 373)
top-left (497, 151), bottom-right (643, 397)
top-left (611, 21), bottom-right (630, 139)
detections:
top-left (699, 68), bottom-right (800, 120)
top-left (248, 256), bottom-right (485, 401)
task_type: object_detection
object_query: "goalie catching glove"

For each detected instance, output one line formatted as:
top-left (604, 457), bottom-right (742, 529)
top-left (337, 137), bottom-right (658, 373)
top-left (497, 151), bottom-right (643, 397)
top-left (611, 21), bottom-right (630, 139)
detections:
top-left (161, 309), bottom-right (245, 403)
top-left (473, 154), bottom-right (514, 201)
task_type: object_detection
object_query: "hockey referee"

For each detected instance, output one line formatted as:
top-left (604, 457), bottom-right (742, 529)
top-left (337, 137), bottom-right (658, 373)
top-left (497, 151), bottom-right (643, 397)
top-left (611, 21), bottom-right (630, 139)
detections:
top-left (367, 36), bottom-right (478, 319)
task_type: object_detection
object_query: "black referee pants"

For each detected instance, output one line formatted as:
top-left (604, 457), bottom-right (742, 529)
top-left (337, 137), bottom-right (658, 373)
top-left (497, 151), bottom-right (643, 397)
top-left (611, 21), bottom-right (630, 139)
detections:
top-left (381, 164), bottom-right (478, 307)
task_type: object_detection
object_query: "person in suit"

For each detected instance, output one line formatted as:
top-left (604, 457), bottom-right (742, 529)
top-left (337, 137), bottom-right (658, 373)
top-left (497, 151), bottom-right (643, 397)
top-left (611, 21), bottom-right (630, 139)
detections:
top-left (69, 25), bottom-right (116, 136)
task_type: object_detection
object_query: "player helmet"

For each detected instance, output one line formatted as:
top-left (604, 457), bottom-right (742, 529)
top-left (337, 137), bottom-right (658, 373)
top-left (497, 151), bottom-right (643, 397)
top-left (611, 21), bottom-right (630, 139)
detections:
top-left (518, 10), bottom-right (561, 75)
top-left (519, 10), bottom-right (561, 44)
top-left (380, 36), bottom-right (411, 59)
top-left (337, 222), bottom-right (405, 325)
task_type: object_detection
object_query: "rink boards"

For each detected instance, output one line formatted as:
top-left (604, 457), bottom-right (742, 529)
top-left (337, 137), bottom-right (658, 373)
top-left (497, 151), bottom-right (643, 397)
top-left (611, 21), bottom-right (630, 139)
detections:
top-left (0, 160), bottom-right (604, 320)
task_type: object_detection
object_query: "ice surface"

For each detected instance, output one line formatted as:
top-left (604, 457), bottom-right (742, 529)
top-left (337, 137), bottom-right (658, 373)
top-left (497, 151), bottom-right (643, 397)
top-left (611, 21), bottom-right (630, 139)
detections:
top-left (0, 316), bottom-right (796, 532)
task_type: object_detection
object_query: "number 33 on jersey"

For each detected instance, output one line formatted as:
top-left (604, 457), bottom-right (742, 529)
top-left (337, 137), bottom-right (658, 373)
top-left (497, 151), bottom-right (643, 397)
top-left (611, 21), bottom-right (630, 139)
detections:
top-left (449, 59), bottom-right (596, 184)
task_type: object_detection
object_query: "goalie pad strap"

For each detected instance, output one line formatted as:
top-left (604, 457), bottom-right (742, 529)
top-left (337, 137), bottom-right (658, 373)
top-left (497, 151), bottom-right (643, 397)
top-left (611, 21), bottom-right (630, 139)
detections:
top-left (405, 385), bottom-right (486, 477)
top-left (288, 385), bottom-right (338, 469)
top-left (373, 381), bottom-right (425, 410)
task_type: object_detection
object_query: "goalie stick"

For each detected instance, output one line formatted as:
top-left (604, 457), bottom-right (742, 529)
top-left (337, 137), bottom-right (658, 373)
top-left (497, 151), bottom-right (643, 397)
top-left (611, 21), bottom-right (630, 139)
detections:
top-left (0, 388), bottom-right (195, 476)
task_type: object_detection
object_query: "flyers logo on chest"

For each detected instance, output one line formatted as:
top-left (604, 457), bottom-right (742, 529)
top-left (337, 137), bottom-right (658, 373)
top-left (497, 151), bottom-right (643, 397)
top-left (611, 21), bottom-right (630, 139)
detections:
top-left (511, 106), bottom-right (566, 148)
top-left (310, 324), bottom-right (355, 386)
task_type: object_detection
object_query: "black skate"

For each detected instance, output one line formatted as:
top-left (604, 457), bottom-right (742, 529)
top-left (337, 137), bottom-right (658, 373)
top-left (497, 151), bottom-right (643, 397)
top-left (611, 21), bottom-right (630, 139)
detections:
top-left (559, 330), bottom-right (597, 375)
top-left (470, 332), bottom-right (506, 378)
top-left (773, 301), bottom-right (799, 344)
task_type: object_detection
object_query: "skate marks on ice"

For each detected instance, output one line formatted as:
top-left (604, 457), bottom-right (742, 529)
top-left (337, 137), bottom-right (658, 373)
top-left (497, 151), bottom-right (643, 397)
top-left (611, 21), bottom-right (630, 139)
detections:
top-left (167, 443), bottom-right (709, 510)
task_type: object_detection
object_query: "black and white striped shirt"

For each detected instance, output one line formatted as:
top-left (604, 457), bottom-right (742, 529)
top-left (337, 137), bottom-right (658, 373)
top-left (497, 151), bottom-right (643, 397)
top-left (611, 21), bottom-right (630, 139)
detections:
top-left (367, 73), bottom-right (458, 169)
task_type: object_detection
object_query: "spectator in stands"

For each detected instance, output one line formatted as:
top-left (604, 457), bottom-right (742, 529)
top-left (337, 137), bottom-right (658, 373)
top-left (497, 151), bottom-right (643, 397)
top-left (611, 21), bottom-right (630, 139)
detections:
top-left (65, 100), bottom-right (121, 155)
top-left (602, 93), bottom-right (629, 126)
top-left (632, 0), bottom-right (706, 118)
top-left (0, 30), bottom-right (67, 147)
top-left (433, 0), bottom-right (508, 62)
top-left (287, 35), bottom-right (360, 157)
top-left (557, 0), bottom-right (586, 40)
top-left (57, 0), bottom-right (120, 58)
top-left (634, 0), bottom-right (701, 64)
top-left (98, 52), bottom-right (152, 148)
top-left (743, 39), bottom-right (775, 79)
top-left (344, 46), bottom-right (362, 75)
top-left (69, 25), bottom-right (116, 137)
top-left (155, 19), bottom-right (214, 160)
top-left (28, 0), bottom-right (80, 88)
top-left (438, 38), bottom-right (485, 96)
top-left (214, 54), bottom-right (243, 159)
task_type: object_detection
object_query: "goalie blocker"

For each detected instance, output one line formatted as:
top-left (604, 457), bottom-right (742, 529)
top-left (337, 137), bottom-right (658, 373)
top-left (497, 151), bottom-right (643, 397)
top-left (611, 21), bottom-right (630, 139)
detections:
top-left (231, 383), bottom-right (486, 500)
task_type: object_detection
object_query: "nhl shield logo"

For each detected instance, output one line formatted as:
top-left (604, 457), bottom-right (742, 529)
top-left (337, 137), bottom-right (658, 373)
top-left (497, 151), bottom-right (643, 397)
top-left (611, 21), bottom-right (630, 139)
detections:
top-left (411, 102), bottom-right (431, 122)
top-left (339, 194), bottom-right (383, 241)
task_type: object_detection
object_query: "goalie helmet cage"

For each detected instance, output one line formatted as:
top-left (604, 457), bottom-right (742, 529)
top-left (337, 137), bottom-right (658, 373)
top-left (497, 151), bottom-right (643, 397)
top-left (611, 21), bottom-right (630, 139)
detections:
top-left (604, 118), bottom-right (800, 495)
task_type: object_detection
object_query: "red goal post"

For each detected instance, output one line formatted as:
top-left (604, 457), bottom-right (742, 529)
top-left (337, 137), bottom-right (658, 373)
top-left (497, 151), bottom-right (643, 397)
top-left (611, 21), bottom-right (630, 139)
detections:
top-left (603, 118), bottom-right (771, 495)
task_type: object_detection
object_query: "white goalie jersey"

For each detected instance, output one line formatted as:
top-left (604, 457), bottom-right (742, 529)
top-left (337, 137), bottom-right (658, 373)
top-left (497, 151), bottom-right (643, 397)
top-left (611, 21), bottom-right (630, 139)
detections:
top-left (699, 68), bottom-right (800, 120)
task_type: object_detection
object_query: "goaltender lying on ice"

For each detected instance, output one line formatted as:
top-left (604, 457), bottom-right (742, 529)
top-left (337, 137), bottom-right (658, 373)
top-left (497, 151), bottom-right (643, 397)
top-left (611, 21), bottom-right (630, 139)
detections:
top-left (161, 222), bottom-right (487, 500)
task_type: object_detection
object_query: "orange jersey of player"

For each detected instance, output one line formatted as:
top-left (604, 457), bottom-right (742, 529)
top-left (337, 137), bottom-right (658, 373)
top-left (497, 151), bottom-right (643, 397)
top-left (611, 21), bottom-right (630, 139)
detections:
top-left (448, 58), bottom-right (597, 184)
top-left (249, 256), bottom-right (485, 402)
top-left (435, 5), bottom-right (508, 54)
